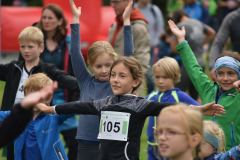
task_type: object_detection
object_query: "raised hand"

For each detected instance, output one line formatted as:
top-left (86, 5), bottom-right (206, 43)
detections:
top-left (123, 0), bottom-right (133, 25)
top-left (233, 80), bottom-right (240, 92)
top-left (199, 102), bottom-right (225, 116)
top-left (70, 0), bottom-right (81, 23)
top-left (20, 82), bottom-right (58, 109)
top-left (168, 20), bottom-right (186, 43)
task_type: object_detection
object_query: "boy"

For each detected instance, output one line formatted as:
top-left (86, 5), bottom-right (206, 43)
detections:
top-left (168, 19), bottom-right (240, 150)
top-left (0, 26), bottom-right (79, 159)
top-left (0, 73), bottom-right (70, 160)
top-left (146, 57), bottom-right (199, 160)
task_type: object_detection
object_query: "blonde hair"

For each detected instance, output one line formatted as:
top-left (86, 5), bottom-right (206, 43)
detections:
top-left (157, 104), bottom-right (203, 158)
top-left (87, 41), bottom-right (118, 66)
top-left (24, 73), bottom-right (53, 96)
top-left (203, 120), bottom-right (225, 152)
top-left (153, 57), bottom-right (181, 84)
top-left (18, 26), bottom-right (44, 46)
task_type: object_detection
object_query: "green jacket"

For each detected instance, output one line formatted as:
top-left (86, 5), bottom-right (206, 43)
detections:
top-left (177, 40), bottom-right (240, 150)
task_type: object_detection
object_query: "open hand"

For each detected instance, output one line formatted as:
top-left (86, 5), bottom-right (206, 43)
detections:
top-left (168, 20), bottom-right (186, 43)
top-left (123, 0), bottom-right (133, 25)
top-left (35, 103), bottom-right (55, 114)
top-left (199, 102), bottom-right (225, 116)
top-left (70, 0), bottom-right (81, 23)
top-left (233, 80), bottom-right (240, 92)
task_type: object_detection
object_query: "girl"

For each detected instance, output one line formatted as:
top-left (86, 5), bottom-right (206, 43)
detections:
top-left (155, 104), bottom-right (203, 160)
top-left (168, 19), bottom-right (240, 150)
top-left (199, 120), bottom-right (240, 160)
top-left (68, 0), bottom-right (134, 159)
top-left (37, 56), bottom-right (224, 160)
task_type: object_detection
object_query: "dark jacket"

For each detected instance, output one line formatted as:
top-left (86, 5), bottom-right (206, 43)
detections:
top-left (0, 104), bottom-right (32, 148)
top-left (0, 60), bottom-right (79, 111)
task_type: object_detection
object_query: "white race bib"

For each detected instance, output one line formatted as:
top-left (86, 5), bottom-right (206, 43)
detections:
top-left (98, 111), bottom-right (130, 141)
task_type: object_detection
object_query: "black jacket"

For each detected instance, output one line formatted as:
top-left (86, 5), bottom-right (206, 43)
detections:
top-left (0, 60), bottom-right (79, 111)
top-left (0, 104), bottom-right (33, 148)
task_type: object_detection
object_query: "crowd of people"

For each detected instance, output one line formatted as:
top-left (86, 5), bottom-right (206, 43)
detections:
top-left (0, 0), bottom-right (240, 160)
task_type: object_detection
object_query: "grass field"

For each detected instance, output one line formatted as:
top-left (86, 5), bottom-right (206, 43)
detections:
top-left (0, 81), bottom-right (148, 159)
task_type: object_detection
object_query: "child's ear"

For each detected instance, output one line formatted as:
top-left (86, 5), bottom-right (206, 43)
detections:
top-left (132, 79), bottom-right (140, 88)
top-left (189, 133), bottom-right (202, 148)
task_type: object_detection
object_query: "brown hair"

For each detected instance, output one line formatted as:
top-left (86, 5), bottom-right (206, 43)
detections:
top-left (87, 41), bottom-right (118, 67)
top-left (153, 57), bottom-right (181, 84)
top-left (37, 4), bottom-right (67, 42)
top-left (110, 56), bottom-right (143, 92)
top-left (24, 73), bottom-right (53, 96)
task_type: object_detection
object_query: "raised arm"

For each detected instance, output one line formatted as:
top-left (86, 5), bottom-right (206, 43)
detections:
top-left (69, 0), bottom-right (90, 84)
top-left (123, 0), bottom-right (134, 56)
top-left (168, 20), bottom-right (186, 43)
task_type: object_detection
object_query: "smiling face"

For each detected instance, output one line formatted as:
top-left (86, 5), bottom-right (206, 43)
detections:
top-left (110, 62), bottom-right (140, 95)
top-left (91, 53), bottom-right (115, 81)
top-left (215, 67), bottom-right (238, 91)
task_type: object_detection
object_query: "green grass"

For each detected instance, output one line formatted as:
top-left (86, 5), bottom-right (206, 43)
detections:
top-left (0, 81), bottom-right (7, 159)
top-left (0, 81), bottom-right (148, 159)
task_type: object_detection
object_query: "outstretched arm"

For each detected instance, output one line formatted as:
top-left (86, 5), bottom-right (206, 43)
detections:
top-left (123, 0), bottom-right (134, 56)
top-left (0, 82), bottom-right (57, 148)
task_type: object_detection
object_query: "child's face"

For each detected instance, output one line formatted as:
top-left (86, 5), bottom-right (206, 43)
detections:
top-left (20, 41), bottom-right (43, 63)
top-left (153, 67), bottom-right (175, 92)
top-left (199, 140), bottom-right (215, 159)
top-left (156, 112), bottom-right (192, 159)
top-left (110, 63), bottom-right (139, 95)
top-left (91, 53), bottom-right (114, 81)
top-left (215, 67), bottom-right (238, 91)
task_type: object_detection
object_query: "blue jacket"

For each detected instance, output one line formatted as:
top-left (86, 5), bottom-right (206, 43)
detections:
top-left (146, 88), bottom-right (199, 144)
top-left (204, 146), bottom-right (240, 160)
top-left (0, 111), bottom-right (70, 160)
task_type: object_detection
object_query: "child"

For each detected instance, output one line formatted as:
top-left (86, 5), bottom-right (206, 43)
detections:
top-left (199, 120), bottom-right (240, 160)
top-left (69, 0), bottom-right (134, 159)
top-left (155, 104), bottom-right (203, 160)
top-left (0, 82), bottom-right (57, 148)
top-left (0, 24), bottom-right (79, 159)
top-left (168, 19), bottom-right (240, 150)
top-left (37, 56), bottom-right (224, 160)
top-left (0, 73), bottom-right (71, 160)
top-left (147, 57), bottom-right (199, 160)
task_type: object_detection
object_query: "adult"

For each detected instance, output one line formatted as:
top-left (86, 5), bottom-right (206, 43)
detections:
top-left (135, 0), bottom-right (165, 93)
top-left (209, 6), bottom-right (240, 68)
top-left (35, 4), bottom-right (78, 160)
top-left (109, 0), bottom-right (150, 73)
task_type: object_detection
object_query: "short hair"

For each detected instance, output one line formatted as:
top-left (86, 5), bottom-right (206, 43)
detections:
top-left (87, 41), bottom-right (118, 66)
top-left (18, 26), bottom-right (44, 46)
top-left (24, 73), bottom-right (53, 96)
top-left (152, 57), bottom-right (181, 84)
top-left (110, 56), bottom-right (143, 92)
top-left (203, 120), bottom-right (225, 152)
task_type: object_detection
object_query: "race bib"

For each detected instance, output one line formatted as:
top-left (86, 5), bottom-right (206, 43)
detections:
top-left (98, 111), bottom-right (130, 141)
